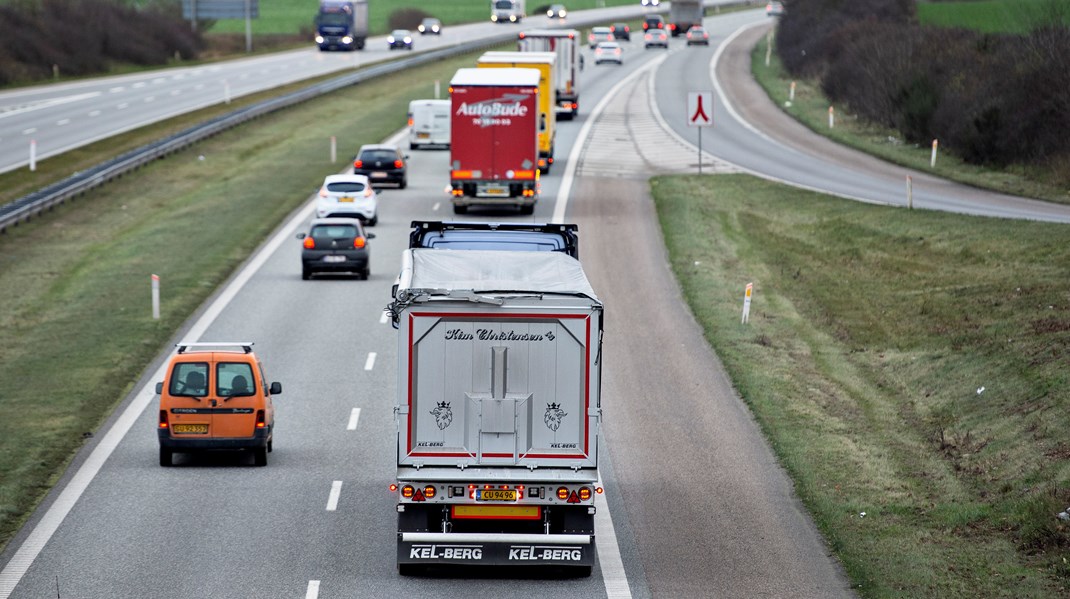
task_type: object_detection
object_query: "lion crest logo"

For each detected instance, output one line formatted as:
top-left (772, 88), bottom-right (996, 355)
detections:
top-left (544, 402), bottom-right (567, 432)
top-left (430, 401), bottom-right (453, 430)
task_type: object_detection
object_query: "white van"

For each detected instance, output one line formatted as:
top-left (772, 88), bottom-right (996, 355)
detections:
top-left (407, 99), bottom-right (450, 149)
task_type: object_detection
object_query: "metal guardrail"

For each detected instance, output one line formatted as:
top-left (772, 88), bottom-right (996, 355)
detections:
top-left (0, 1), bottom-right (741, 233)
top-left (0, 32), bottom-right (522, 233)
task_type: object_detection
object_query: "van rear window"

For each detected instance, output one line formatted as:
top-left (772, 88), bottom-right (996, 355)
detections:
top-left (170, 362), bottom-right (208, 397)
top-left (217, 362), bottom-right (255, 397)
top-left (312, 225), bottom-right (358, 239)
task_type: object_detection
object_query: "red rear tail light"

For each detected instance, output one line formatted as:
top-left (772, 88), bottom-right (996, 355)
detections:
top-left (318, 187), bottom-right (328, 198)
top-left (389, 483), bottom-right (398, 492)
top-left (353, 237), bottom-right (366, 249)
top-left (354, 160), bottom-right (363, 168)
top-left (401, 485), bottom-right (415, 498)
top-left (407, 117), bottom-right (414, 126)
top-left (624, 25), bottom-right (629, 32)
top-left (364, 188), bottom-right (373, 197)
top-left (424, 485), bottom-right (436, 498)
top-left (394, 159), bottom-right (404, 168)
top-left (303, 237), bottom-right (315, 249)
top-left (557, 487), bottom-right (569, 500)
top-left (255, 409), bottom-right (266, 428)
top-left (579, 487), bottom-right (592, 501)
top-left (159, 410), bottom-right (169, 429)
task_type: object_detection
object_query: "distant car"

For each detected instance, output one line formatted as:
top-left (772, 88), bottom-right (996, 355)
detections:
top-left (611, 22), bottom-right (630, 41)
top-left (642, 15), bottom-right (664, 31)
top-left (588, 26), bottom-right (614, 49)
top-left (418, 17), bottom-right (442, 34)
top-left (641, 0), bottom-right (660, 6)
top-left (547, 4), bottom-right (567, 18)
top-left (315, 174), bottom-right (378, 225)
top-left (686, 25), bottom-right (710, 46)
top-left (766, 1), bottom-right (785, 17)
top-left (644, 29), bottom-right (668, 49)
top-left (594, 41), bottom-right (623, 65)
top-left (387, 29), bottom-right (413, 50)
top-left (353, 144), bottom-right (408, 188)
top-left (297, 218), bottom-right (375, 280)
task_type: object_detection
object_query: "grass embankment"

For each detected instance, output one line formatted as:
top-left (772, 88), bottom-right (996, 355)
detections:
top-left (917, 0), bottom-right (1070, 35)
top-left (209, 0), bottom-right (641, 36)
top-left (0, 50), bottom-right (483, 555)
top-left (654, 174), bottom-right (1070, 596)
top-left (751, 32), bottom-right (1070, 204)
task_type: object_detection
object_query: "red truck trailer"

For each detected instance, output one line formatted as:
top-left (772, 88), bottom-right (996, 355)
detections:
top-left (449, 68), bottom-right (540, 215)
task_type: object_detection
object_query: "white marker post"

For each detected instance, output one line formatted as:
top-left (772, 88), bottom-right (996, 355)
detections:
top-left (765, 30), bottom-right (773, 66)
top-left (434, 80), bottom-right (441, 99)
top-left (828, 106), bottom-right (835, 128)
top-left (330, 136), bottom-right (337, 163)
top-left (930, 139), bottom-right (938, 168)
top-left (742, 283), bottom-right (753, 324)
top-left (224, 81), bottom-right (231, 104)
top-left (29, 139), bottom-right (36, 172)
top-left (687, 92), bottom-right (713, 174)
top-left (789, 80), bottom-right (796, 102)
top-left (151, 274), bottom-right (160, 320)
top-left (906, 175), bottom-right (913, 210)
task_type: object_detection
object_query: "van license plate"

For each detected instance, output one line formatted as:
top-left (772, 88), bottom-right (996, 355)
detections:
top-left (477, 489), bottom-right (517, 501)
top-left (417, 133), bottom-right (430, 139)
top-left (173, 424), bottom-right (208, 434)
top-left (323, 255), bottom-right (346, 263)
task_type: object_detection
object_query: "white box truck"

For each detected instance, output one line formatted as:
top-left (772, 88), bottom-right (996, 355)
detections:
top-left (407, 99), bottom-right (450, 150)
top-left (518, 29), bottom-right (581, 120)
top-left (388, 249), bottom-right (604, 574)
top-left (491, 0), bottom-right (525, 23)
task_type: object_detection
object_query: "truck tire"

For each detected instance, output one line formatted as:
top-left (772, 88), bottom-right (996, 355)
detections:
top-left (453, 204), bottom-right (468, 214)
top-left (254, 447), bottom-right (268, 467)
top-left (159, 447), bottom-right (173, 467)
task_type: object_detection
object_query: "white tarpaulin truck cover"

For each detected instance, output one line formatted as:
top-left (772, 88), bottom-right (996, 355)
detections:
top-left (399, 249), bottom-right (598, 300)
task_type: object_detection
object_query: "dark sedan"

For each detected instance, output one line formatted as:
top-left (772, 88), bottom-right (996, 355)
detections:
top-left (297, 218), bottom-right (375, 280)
top-left (353, 144), bottom-right (408, 188)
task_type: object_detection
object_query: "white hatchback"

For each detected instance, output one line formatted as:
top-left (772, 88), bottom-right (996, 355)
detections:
top-left (315, 174), bottom-right (378, 225)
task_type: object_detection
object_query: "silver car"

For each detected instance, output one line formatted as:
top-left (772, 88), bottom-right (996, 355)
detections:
top-left (315, 174), bottom-right (378, 225)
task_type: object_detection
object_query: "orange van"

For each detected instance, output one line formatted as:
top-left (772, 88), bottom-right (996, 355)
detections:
top-left (156, 342), bottom-right (281, 467)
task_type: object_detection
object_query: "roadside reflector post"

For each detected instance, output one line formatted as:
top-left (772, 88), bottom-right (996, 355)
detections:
top-left (742, 283), bottom-right (753, 324)
top-left (330, 136), bottom-right (337, 163)
top-left (765, 30), bottom-right (773, 67)
top-left (789, 81), bottom-right (796, 102)
top-left (906, 175), bottom-right (913, 210)
top-left (151, 274), bottom-right (160, 320)
top-left (29, 139), bottom-right (36, 172)
top-left (224, 80), bottom-right (231, 104)
top-left (52, 64), bottom-right (59, 80)
top-left (930, 139), bottom-right (938, 168)
top-left (434, 80), bottom-right (441, 99)
top-left (828, 106), bottom-right (834, 128)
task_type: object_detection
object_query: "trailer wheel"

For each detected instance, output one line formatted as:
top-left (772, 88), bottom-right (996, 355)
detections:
top-left (574, 565), bottom-right (593, 577)
top-left (519, 204), bottom-right (535, 215)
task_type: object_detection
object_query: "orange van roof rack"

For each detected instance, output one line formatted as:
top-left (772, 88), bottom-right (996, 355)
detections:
top-left (176, 342), bottom-right (254, 354)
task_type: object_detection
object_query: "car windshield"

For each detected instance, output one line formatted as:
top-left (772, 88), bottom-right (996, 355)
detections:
top-left (392, 30), bottom-right (408, 37)
top-left (170, 362), bottom-right (208, 397)
top-left (495, 0), bottom-right (514, 8)
top-left (312, 224), bottom-right (359, 240)
top-left (217, 362), bottom-right (255, 397)
top-left (326, 181), bottom-right (366, 193)
top-left (423, 19), bottom-right (438, 25)
top-left (316, 13), bottom-right (349, 26)
top-left (361, 150), bottom-right (398, 162)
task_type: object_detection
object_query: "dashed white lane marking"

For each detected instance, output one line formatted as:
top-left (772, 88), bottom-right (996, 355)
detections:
top-left (194, 84), bottom-right (205, 90)
top-left (326, 481), bottom-right (343, 511)
top-left (170, 90), bottom-right (180, 96)
top-left (132, 82), bottom-right (145, 88)
top-left (109, 87), bottom-right (124, 93)
top-left (117, 103), bottom-right (128, 109)
top-left (305, 580), bottom-right (320, 599)
top-left (152, 78), bottom-right (166, 85)
top-left (22, 128), bottom-right (36, 135)
top-left (364, 352), bottom-right (376, 371)
top-left (347, 408), bottom-right (361, 431)
top-left (379, 310), bottom-right (388, 325)
top-left (144, 96), bottom-right (155, 103)
top-left (56, 119), bottom-right (70, 126)
top-left (432, 201), bottom-right (440, 211)
top-left (89, 110), bottom-right (100, 117)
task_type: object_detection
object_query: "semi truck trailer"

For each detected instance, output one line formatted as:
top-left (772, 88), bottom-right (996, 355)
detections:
top-left (668, 0), bottom-right (703, 36)
top-left (518, 29), bottom-right (581, 120)
top-left (314, 0), bottom-right (368, 50)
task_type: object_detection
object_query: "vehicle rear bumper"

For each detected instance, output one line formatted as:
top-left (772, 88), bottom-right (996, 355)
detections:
top-left (398, 532), bottom-right (595, 566)
top-left (158, 426), bottom-right (270, 450)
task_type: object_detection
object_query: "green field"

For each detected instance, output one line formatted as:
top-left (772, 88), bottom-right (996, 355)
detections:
top-left (208, 0), bottom-right (640, 35)
top-left (917, 0), bottom-right (1070, 34)
top-left (654, 174), bottom-right (1070, 596)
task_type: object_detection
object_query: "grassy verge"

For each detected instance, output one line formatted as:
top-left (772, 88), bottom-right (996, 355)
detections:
top-left (917, 0), bottom-right (1070, 34)
top-left (750, 32), bottom-right (1070, 205)
top-left (653, 174), bottom-right (1070, 596)
top-left (0, 49), bottom-right (485, 556)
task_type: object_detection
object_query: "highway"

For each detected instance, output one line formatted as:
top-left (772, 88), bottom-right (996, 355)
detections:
top-left (4, 4), bottom-right (1070, 598)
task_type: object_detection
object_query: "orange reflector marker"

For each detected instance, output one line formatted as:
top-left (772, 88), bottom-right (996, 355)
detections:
top-left (451, 170), bottom-right (473, 179)
top-left (407, 117), bottom-right (414, 127)
top-left (596, 486), bottom-right (604, 494)
top-left (514, 170), bottom-right (535, 179)
top-left (389, 483), bottom-right (398, 492)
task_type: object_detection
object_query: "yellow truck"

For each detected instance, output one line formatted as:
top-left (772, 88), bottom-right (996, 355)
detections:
top-left (477, 51), bottom-right (557, 174)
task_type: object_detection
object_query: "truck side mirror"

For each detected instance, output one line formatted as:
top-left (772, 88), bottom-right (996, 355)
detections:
top-left (270, 382), bottom-right (282, 395)
top-left (155, 382), bottom-right (163, 395)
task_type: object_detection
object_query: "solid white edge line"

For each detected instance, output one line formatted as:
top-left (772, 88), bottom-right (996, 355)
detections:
top-left (551, 52), bottom-right (670, 224)
top-left (326, 481), bottom-right (343, 512)
top-left (596, 477), bottom-right (632, 599)
top-left (305, 580), bottom-right (320, 599)
top-left (364, 352), bottom-right (376, 371)
top-left (347, 408), bottom-right (361, 431)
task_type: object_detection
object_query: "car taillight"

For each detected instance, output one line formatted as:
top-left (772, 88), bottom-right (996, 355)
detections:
top-left (303, 237), bottom-right (315, 249)
top-left (401, 485), bottom-right (415, 498)
top-left (364, 188), bottom-right (373, 197)
top-left (318, 187), bottom-right (328, 198)
top-left (353, 237), bottom-right (366, 249)
top-left (407, 117), bottom-right (413, 126)
top-left (615, 48), bottom-right (621, 54)
top-left (394, 159), bottom-right (404, 168)
top-left (255, 409), bottom-right (266, 428)
top-left (159, 410), bottom-right (169, 429)
top-left (624, 25), bottom-right (629, 32)
top-left (354, 160), bottom-right (363, 168)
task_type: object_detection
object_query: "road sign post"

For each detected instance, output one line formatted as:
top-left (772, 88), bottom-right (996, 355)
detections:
top-left (687, 92), bottom-right (713, 174)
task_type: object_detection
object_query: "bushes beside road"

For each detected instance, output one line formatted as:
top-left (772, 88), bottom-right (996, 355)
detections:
top-left (777, 0), bottom-right (1070, 177)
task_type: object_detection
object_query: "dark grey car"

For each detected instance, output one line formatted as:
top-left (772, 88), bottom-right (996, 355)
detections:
top-left (353, 144), bottom-right (408, 188)
top-left (297, 218), bottom-right (375, 280)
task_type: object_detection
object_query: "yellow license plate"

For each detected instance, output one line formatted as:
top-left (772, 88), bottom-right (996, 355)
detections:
top-left (338, 196), bottom-right (354, 203)
top-left (173, 424), bottom-right (208, 434)
top-left (477, 489), bottom-right (517, 501)
top-left (484, 187), bottom-right (508, 197)
top-left (417, 133), bottom-right (430, 139)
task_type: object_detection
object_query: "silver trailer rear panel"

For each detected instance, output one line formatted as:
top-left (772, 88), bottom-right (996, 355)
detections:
top-left (389, 250), bottom-right (603, 572)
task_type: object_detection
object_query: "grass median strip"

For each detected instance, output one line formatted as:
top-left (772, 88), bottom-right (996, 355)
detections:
top-left (0, 50), bottom-right (481, 555)
top-left (653, 174), bottom-right (1070, 597)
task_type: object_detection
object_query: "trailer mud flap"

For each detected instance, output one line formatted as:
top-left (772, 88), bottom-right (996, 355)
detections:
top-left (398, 534), bottom-right (594, 566)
